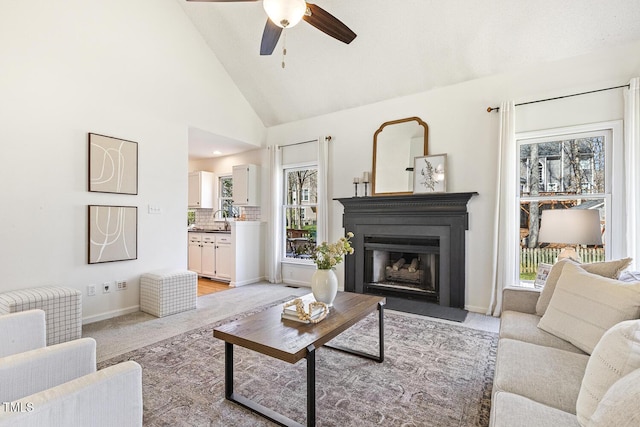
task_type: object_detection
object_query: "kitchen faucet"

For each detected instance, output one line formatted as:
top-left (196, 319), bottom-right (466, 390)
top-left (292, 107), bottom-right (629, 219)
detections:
top-left (212, 209), bottom-right (230, 231)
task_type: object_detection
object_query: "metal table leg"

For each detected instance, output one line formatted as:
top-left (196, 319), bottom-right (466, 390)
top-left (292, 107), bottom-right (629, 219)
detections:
top-left (324, 301), bottom-right (385, 362)
top-left (306, 344), bottom-right (316, 427)
top-left (223, 341), bottom-right (315, 427)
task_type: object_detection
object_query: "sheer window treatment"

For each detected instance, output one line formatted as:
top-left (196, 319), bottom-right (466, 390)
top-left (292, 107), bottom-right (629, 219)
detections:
top-left (267, 137), bottom-right (330, 283)
top-left (488, 101), bottom-right (519, 317)
top-left (316, 136), bottom-right (330, 245)
top-left (267, 145), bottom-right (282, 283)
top-left (624, 78), bottom-right (640, 270)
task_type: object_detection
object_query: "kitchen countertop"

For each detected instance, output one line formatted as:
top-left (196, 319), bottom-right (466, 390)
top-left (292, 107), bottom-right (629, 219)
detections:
top-left (188, 229), bottom-right (231, 234)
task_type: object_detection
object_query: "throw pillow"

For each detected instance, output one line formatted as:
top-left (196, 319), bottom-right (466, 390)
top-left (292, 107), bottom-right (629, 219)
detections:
top-left (535, 257), bottom-right (632, 316)
top-left (619, 270), bottom-right (640, 283)
top-left (576, 320), bottom-right (640, 426)
top-left (587, 368), bottom-right (640, 427)
top-left (537, 262), bottom-right (640, 354)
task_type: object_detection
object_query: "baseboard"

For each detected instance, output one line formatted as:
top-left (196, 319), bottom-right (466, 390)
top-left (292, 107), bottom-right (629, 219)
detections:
top-left (464, 304), bottom-right (489, 314)
top-left (82, 305), bottom-right (140, 325)
top-left (230, 276), bottom-right (267, 287)
top-left (282, 278), bottom-right (311, 287)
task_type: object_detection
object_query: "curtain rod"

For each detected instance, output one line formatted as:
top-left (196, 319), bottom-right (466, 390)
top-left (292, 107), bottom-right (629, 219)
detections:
top-left (486, 84), bottom-right (630, 113)
top-left (278, 136), bottom-right (332, 149)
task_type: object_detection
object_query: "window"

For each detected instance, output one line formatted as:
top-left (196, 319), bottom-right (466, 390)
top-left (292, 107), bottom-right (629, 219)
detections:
top-left (518, 127), bottom-right (612, 281)
top-left (219, 175), bottom-right (233, 215)
top-left (283, 165), bottom-right (318, 261)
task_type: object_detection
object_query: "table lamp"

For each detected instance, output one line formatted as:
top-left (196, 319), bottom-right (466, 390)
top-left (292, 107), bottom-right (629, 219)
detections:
top-left (537, 209), bottom-right (602, 262)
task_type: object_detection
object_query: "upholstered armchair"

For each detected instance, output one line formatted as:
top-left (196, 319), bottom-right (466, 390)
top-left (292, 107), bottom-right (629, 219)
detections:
top-left (0, 309), bottom-right (142, 427)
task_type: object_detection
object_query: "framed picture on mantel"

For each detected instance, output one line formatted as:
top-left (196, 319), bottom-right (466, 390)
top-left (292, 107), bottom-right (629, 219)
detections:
top-left (413, 154), bottom-right (447, 194)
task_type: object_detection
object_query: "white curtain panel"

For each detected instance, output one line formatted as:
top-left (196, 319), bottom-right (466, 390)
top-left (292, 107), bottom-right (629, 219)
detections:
top-left (316, 136), bottom-right (330, 244)
top-left (268, 145), bottom-right (283, 283)
top-left (624, 78), bottom-right (640, 270)
top-left (488, 101), bottom-right (519, 316)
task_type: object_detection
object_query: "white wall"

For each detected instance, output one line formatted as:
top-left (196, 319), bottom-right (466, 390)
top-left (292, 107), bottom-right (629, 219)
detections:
top-left (0, 0), bottom-right (265, 323)
top-left (265, 41), bottom-right (640, 313)
top-left (1, 1), bottom-right (638, 320)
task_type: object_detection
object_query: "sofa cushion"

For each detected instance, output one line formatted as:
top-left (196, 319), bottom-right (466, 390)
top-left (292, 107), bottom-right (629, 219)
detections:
top-left (536, 258), bottom-right (632, 316)
top-left (538, 263), bottom-right (640, 354)
top-left (587, 368), bottom-right (640, 427)
top-left (500, 310), bottom-right (585, 354)
top-left (493, 338), bottom-right (589, 414)
top-left (490, 391), bottom-right (581, 427)
top-left (576, 320), bottom-right (640, 426)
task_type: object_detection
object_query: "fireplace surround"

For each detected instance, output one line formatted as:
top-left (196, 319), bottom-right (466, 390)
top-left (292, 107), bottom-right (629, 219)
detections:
top-left (336, 192), bottom-right (477, 321)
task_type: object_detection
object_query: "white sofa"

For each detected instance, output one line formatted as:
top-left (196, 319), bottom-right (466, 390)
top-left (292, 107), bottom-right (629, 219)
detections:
top-left (490, 260), bottom-right (640, 427)
top-left (0, 310), bottom-right (143, 427)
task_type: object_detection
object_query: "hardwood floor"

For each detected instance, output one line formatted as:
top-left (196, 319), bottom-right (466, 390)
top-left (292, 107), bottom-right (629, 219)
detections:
top-left (197, 277), bottom-right (231, 296)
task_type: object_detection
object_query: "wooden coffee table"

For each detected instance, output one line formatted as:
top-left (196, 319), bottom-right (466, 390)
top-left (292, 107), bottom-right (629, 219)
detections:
top-left (213, 291), bottom-right (385, 427)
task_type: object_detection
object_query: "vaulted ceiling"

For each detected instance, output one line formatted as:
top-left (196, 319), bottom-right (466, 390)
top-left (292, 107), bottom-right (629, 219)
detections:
top-left (178, 0), bottom-right (640, 128)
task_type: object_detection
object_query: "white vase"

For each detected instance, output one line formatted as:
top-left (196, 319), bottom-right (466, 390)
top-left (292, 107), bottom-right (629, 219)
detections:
top-left (311, 268), bottom-right (338, 307)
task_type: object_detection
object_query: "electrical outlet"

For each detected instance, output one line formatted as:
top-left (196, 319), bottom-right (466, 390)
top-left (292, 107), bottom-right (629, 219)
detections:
top-left (117, 280), bottom-right (127, 291)
top-left (102, 282), bottom-right (111, 293)
top-left (87, 284), bottom-right (96, 296)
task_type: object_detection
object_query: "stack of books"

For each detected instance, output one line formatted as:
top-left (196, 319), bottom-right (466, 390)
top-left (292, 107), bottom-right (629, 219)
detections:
top-left (281, 293), bottom-right (325, 323)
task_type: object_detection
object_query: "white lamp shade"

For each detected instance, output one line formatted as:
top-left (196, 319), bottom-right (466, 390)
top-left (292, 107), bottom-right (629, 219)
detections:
top-left (263, 0), bottom-right (307, 28)
top-left (538, 209), bottom-right (602, 245)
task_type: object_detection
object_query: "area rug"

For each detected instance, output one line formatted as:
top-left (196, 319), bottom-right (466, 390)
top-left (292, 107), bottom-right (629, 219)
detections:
top-left (100, 300), bottom-right (497, 426)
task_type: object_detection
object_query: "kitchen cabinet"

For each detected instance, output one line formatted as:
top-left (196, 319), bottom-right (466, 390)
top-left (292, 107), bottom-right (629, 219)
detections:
top-left (232, 164), bottom-right (259, 206)
top-left (187, 221), bottom-right (264, 286)
top-left (188, 232), bottom-right (227, 281)
top-left (188, 233), bottom-right (202, 272)
top-left (188, 171), bottom-right (216, 209)
top-left (214, 235), bottom-right (232, 280)
top-left (200, 234), bottom-right (216, 277)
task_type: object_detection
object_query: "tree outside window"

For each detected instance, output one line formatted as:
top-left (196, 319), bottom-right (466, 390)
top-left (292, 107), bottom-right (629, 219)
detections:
top-left (284, 167), bottom-right (318, 260)
top-left (219, 175), bottom-right (233, 216)
top-left (519, 134), bottom-right (607, 280)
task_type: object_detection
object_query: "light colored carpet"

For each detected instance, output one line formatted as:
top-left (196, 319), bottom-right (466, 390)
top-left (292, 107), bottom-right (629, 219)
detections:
top-left (84, 283), bottom-right (499, 363)
top-left (84, 284), bottom-right (310, 362)
top-left (91, 285), bottom-right (500, 426)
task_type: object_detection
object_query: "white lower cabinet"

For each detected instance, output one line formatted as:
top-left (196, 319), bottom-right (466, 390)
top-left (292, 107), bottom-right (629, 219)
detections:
top-left (188, 233), bottom-right (225, 281)
top-left (200, 235), bottom-right (216, 278)
top-left (187, 222), bottom-right (264, 286)
top-left (188, 234), bottom-right (202, 273)
top-left (214, 235), bottom-right (232, 281)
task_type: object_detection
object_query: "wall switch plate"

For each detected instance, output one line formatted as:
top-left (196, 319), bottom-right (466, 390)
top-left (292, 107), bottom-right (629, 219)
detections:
top-left (102, 282), bottom-right (111, 293)
top-left (148, 205), bottom-right (162, 214)
top-left (116, 280), bottom-right (127, 291)
top-left (87, 285), bottom-right (96, 296)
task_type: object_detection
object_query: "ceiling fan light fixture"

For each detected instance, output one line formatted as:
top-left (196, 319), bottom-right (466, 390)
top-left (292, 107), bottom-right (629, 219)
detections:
top-left (263, 0), bottom-right (307, 29)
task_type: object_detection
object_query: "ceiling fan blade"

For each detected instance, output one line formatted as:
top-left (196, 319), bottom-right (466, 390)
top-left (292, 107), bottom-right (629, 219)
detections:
top-left (260, 19), bottom-right (283, 55)
top-left (303, 3), bottom-right (356, 44)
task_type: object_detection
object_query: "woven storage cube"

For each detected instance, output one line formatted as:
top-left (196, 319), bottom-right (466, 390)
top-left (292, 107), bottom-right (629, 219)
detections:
top-left (0, 286), bottom-right (82, 345)
top-left (140, 270), bottom-right (197, 317)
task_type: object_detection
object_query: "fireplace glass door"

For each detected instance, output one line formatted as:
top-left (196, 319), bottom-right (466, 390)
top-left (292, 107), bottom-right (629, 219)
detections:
top-left (363, 236), bottom-right (440, 302)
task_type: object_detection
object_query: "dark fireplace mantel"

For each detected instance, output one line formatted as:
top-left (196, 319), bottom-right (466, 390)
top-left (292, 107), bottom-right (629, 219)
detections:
top-left (336, 192), bottom-right (477, 321)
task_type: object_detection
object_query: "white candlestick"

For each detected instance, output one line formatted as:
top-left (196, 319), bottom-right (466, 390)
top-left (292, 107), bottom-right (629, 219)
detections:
top-left (353, 177), bottom-right (360, 184)
top-left (362, 172), bottom-right (370, 183)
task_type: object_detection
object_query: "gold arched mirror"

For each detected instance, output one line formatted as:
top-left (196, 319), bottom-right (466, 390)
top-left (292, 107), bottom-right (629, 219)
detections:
top-left (372, 117), bottom-right (428, 196)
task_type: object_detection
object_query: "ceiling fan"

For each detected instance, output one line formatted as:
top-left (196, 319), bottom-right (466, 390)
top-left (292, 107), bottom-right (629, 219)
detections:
top-left (187, 0), bottom-right (357, 55)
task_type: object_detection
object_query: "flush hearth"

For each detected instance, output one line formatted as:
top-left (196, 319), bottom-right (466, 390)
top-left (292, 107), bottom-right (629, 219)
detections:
top-left (337, 192), bottom-right (477, 321)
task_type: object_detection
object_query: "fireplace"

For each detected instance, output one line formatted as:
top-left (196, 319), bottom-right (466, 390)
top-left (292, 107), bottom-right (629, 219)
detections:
top-left (364, 235), bottom-right (440, 301)
top-left (336, 192), bottom-right (477, 321)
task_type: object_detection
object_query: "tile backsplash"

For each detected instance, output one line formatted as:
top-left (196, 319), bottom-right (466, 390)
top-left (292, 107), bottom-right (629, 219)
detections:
top-left (193, 206), bottom-right (261, 227)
